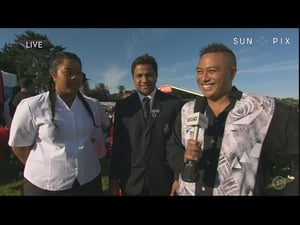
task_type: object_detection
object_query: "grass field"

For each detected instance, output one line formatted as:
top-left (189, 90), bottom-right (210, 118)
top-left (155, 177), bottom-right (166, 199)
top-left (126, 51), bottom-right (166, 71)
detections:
top-left (0, 161), bottom-right (23, 196)
top-left (0, 157), bottom-right (111, 196)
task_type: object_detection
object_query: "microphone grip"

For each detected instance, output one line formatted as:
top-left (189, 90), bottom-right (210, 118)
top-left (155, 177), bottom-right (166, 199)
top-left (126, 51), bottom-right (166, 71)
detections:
top-left (193, 125), bottom-right (199, 140)
top-left (182, 125), bottom-right (201, 183)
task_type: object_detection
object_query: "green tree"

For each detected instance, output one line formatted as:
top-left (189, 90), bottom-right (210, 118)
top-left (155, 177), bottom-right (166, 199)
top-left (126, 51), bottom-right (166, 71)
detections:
top-left (275, 97), bottom-right (299, 112)
top-left (118, 85), bottom-right (125, 98)
top-left (0, 30), bottom-right (65, 93)
top-left (91, 82), bottom-right (111, 101)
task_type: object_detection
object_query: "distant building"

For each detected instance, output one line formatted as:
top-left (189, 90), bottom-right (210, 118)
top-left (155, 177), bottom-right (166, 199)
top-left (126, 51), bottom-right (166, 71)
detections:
top-left (159, 85), bottom-right (202, 102)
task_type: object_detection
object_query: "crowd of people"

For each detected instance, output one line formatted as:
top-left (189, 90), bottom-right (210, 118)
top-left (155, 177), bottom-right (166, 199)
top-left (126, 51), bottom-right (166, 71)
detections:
top-left (0, 43), bottom-right (298, 196)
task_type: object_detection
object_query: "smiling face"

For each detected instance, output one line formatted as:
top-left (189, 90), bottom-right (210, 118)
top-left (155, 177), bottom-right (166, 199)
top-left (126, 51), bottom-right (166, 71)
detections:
top-left (196, 52), bottom-right (236, 102)
top-left (132, 64), bottom-right (157, 96)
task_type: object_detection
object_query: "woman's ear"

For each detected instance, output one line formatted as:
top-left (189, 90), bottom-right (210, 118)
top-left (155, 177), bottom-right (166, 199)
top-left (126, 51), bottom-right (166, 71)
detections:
top-left (50, 72), bottom-right (56, 81)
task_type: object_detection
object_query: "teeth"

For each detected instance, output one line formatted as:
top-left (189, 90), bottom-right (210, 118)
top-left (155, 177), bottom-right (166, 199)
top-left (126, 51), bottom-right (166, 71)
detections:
top-left (203, 84), bottom-right (213, 89)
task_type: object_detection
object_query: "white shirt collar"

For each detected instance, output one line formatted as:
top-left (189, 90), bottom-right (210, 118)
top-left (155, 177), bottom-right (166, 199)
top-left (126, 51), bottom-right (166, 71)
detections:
top-left (138, 88), bottom-right (157, 105)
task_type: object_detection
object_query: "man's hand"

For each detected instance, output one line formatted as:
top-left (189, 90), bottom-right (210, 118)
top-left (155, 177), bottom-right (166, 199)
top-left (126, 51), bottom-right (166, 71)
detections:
top-left (184, 139), bottom-right (202, 162)
top-left (170, 180), bottom-right (179, 196)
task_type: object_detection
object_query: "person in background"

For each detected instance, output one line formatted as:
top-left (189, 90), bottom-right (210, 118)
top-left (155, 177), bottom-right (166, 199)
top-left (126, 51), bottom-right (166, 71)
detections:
top-left (167, 43), bottom-right (299, 196)
top-left (9, 51), bottom-right (104, 196)
top-left (0, 102), bottom-right (9, 163)
top-left (11, 77), bottom-right (36, 118)
top-left (1, 86), bottom-right (20, 163)
top-left (109, 53), bottom-right (182, 196)
top-left (2, 85), bottom-right (21, 128)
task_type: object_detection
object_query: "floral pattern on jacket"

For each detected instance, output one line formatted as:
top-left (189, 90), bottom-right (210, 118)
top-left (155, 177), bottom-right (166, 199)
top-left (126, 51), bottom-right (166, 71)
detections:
top-left (178, 93), bottom-right (275, 195)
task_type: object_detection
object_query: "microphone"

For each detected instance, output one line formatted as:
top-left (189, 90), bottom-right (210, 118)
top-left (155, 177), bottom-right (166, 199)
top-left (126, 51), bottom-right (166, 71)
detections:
top-left (186, 112), bottom-right (208, 141)
top-left (181, 112), bottom-right (208, 182)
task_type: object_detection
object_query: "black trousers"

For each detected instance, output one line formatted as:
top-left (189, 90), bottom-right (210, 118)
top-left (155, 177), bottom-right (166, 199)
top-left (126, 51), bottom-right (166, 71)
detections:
top-left (22, 174), bottom-right (102, 196)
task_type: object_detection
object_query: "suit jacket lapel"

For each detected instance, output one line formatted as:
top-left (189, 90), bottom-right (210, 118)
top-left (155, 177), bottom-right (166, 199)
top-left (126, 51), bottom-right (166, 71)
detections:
top-left (145, 91), bottom-right (161, 133)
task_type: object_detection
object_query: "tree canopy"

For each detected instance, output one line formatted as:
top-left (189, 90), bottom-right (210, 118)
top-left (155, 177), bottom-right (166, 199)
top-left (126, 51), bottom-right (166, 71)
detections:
top-left (0, 30), bottom-right (65, 93)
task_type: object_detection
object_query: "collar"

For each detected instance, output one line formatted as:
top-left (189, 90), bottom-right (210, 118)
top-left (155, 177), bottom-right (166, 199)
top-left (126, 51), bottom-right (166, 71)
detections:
top-left (229, 86), bottom-right (242, 101)
top-left (194, 86), bottom-right (243, 114)
top-left (222, 86), bottom-right (242, 113)
top-left (138, 88), bottom-right (157, 105)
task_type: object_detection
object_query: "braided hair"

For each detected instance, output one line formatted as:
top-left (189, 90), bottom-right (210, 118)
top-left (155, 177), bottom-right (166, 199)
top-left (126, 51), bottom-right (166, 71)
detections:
top-left (48, 51), bottom-right (99, 127)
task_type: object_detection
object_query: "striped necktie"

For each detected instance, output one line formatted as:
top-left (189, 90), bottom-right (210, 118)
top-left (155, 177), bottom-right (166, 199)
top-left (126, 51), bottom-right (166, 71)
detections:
top-left (143, 97), bottom-right (150, 121)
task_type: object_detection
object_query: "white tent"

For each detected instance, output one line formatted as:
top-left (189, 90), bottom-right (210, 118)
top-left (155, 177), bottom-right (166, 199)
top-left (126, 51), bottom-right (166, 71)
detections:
top-left (1, 70), bottom-right (17, 101)
top-left (1, 71), bottom-right (17, 87)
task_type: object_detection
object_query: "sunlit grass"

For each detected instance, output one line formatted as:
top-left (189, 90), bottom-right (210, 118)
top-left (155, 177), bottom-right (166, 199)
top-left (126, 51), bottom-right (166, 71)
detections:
top-left (0, 179), bottom-right (23, 196)
top-left (0, 157), bottom-right (111, 196)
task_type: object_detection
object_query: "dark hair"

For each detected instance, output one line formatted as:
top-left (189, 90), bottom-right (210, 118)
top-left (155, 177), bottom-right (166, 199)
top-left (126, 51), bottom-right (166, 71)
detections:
top-left (131, 54), bottom-right (158, 77)
top-left (18, 77), bottom-right (33, 88)
top-left (200, 43), bottom-right (237, 67)
top-left (8, 85), bottom-right (21, 116)
top-left (82, 72), bottom-right (90, 82)
top-left (48, 51), bottom-right (98, 127)
top-left (48, 51), bottom-right (82, 75)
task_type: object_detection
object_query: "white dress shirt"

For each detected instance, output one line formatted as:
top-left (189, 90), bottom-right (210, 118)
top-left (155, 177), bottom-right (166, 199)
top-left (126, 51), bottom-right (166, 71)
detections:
top-left (137, 88), bottom-right (157, 110)
top-left (8, 92), bottom-right (102, 191)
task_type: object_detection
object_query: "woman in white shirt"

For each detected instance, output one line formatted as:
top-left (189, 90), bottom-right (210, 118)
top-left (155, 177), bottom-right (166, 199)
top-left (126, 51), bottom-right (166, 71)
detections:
top-left (9, 51), bottom-right (103, 196)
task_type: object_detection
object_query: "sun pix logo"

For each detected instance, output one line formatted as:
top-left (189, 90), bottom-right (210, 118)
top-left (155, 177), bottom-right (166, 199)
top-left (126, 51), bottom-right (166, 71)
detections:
top-left (232, 36), bottom-right (291, 46)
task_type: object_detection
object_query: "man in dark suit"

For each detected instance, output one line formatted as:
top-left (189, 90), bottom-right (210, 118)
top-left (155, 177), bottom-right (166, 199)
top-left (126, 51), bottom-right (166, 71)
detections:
top-left (109, 54), bottom-right (182, 196)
